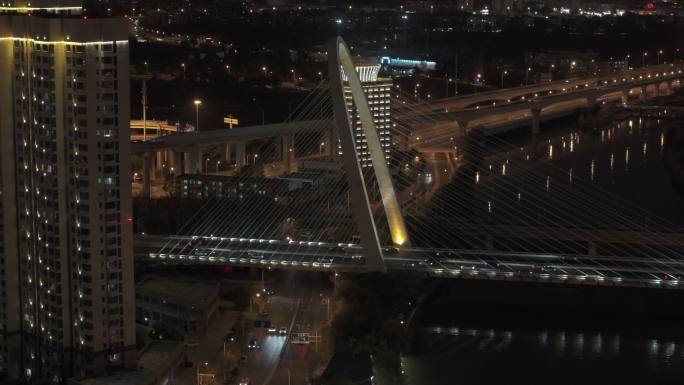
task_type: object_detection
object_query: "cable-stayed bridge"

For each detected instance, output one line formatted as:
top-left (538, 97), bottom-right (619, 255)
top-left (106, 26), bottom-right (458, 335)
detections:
top-left (135, 37), bottom-right (684, 290)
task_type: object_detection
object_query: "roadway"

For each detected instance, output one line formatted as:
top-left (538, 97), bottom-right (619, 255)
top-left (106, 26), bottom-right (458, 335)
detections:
top-left (170, 271), bottom-right (331, 385)
top-left (402, 63), bottom-right (680, 113)
top-left (406, 67), bottom-right (684, 151)
top-left (137, 234), bottom-right (684, 290)
top-left (131, 119), bottom-right (330, 155)
top-left (241, 294), bottom-right (294, 385)
top-left (268, 280), bottom-right (332, 385)
top-left (241, 271), bottom-right (332, 385)
top-left (130, 65), bottom-right (683, 157)
top-left (175, 311), bottom-right (239, 385)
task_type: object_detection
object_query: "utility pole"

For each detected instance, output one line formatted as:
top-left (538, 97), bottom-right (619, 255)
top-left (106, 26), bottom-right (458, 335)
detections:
top-left (141, 80), bottom-right (148, 141)
top-left (454, 54), bottom-right (459, 96)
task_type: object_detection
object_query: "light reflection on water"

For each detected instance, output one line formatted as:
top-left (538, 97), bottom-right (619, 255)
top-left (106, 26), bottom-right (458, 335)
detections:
top-left (465, 118), bottom-right (684, 227)
top-left (411, 326), bottom-right (684, 384)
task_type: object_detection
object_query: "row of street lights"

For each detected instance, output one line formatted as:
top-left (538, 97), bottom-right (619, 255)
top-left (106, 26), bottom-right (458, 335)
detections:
top-left (639, 49), bottom-right (682, 66)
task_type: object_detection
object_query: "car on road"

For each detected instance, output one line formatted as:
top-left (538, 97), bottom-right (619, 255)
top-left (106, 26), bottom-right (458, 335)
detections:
top-left (279, 326), bottom-right (288, 335)
top-left (247, 339), bottom-right (260, 349)
top-left (239, 378), bottom-right (251, 385)
top-left (267, 326), bottom-right (277, 333)
top-left (263, 287), bottom-right (275, 296)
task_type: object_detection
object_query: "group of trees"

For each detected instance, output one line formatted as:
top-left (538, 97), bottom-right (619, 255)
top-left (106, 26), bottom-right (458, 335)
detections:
top-left (324, 273), bottom-right (426, 385)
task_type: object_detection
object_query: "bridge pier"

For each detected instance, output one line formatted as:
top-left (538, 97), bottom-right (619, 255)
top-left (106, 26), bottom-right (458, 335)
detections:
top-left (323, 128), bottom-right (335, 157)
top-left (531, 107), bottom-right (541, 135)
top-left (166, 149), bottom-right (180, 177)
top-left (282, 134), bottom-right (295, 173)
top-left (457, 120), bottom-right (469, 135)
top-left (169, 149), bottom-right (182, 177)
top-left (185, 146), bottom-right (200, 174)
top-left (142, 152), bottom-right (153, 198)
top-left (235, 141), bottom-right (246, 168)
top-left (621, 90), bottom-right (629, 105)
top-left (155, 151), bottom-right (164, 177)
top-left (224, 143), bottom-right (232, 166)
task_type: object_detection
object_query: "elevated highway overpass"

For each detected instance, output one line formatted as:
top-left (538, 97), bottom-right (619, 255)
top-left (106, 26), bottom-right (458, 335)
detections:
top-left (132, 64), bottom-right (684, 195)
top-left (400, 63), bottom-right (680, 113)
top-left (407, 66), bottom-right (684, 151)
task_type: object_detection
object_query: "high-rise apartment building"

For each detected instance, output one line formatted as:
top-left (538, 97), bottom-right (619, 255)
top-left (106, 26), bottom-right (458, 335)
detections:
top-left (0, 3), bottom-right (136, 383)
top-left (340, 58), bottom-right (393, 168)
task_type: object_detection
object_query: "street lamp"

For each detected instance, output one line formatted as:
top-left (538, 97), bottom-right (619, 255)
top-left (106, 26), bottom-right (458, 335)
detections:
top-left (500, 70), bottom-right (508, 88)
top-left (525, 67), bottom-right (531, 85)
top-left (144, 61), bottom-right (149, 73)
top-left (250, 292), bottom-right (261, 313)
top-left (181, 63), bottom-right (185, 79)
top-left (658, 49), bottom-right (663, 65)
top-left (216, 161), bottom-right (221, 173)
top-left (196, 362), bottom-right (213, 385)
top-left (642, 51), bottom-right (648, 67)
top-left (225, 64), bottom-right (231, 73)
top-left (290, 68), bottom-right (296, 83)
top-left (261, 66), bottom-right (268, 77)
top-left (205, 157), bottom-right (210, 173)
top-left (193, 99), bottom-right (202, 132)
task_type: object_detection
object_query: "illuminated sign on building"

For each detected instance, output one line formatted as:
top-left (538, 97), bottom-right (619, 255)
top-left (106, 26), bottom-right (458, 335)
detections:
top-left (380, 57), bottom-right (437, 71)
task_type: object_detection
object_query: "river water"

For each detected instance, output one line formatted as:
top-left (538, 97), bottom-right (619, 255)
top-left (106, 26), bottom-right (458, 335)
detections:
top-left (466, 116), bottom-right (684, 228)
top-left (409, 115), bottom-right (684, 384)
top-left (407, 325), bottom-right (684, 385)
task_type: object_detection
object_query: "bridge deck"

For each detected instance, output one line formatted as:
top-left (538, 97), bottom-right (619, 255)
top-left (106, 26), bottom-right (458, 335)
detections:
top-left (136, 235), bottom-right (684, 291)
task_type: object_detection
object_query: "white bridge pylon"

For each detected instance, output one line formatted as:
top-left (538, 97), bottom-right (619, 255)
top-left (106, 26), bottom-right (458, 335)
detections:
top-left (328, 36), bottom-right (411, 273)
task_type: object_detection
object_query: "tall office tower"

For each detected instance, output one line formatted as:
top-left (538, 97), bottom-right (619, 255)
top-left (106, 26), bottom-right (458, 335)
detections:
top-left (0, 3), bottom-right (136, 383)
top-left (340, 58), bottom-right (393, 168)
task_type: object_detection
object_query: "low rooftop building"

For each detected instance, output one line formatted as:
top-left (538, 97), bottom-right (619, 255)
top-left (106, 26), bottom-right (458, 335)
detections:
top-left (136, 279), bottom-right (219, 335)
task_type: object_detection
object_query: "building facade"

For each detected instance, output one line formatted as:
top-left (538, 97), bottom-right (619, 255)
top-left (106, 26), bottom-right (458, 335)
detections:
top-left (171, 174), bottom-right (289, 202)
top-left (0, 6), bottom-right (136, 383)
top-left (340, 58), bottom-right (393, 168)
top-left (135, 279), bottom-right (219, 336)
